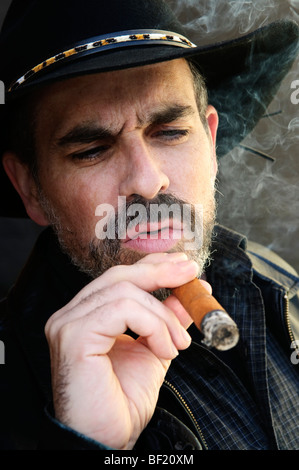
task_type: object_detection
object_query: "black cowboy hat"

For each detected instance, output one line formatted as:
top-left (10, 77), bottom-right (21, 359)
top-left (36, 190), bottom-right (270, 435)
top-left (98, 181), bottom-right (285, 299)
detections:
top-left (0, 0), bottom-right (298, 217)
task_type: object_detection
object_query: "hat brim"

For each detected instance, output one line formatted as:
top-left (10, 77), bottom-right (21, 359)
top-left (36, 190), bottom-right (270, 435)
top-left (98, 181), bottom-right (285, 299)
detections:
top-left (1, 20), bottom-right (298, 217)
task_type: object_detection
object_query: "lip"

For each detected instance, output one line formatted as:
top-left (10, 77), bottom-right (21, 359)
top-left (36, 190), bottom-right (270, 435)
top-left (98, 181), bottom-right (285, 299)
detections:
top-left (122, 220), bottom-right (183, 253)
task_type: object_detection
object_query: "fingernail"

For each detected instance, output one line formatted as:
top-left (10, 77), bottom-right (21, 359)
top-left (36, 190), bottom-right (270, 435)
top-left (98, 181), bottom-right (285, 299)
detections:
top-left (176, 260), bottom-right (198, 272)
top-left (181, 326), bottom-right (191, 344)
top-left (171, 342), bottom-right (179, 357)
top-left (167, 253), bottom-right (188, 262)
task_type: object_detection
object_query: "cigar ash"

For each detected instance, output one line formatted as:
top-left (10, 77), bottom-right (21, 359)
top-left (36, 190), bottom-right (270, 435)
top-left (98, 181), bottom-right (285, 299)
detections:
top-left (172, 279), bottom-right (239, 351)
top-left (200, 310), bottom-right (239, 351)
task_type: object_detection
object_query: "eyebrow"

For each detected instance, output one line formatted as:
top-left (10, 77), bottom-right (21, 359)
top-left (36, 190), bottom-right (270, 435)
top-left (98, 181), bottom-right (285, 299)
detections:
top-left (144, 104), bottom-right (195, 126)
top-left (55, 104), bottom-right (195, 148)
top-left (55, 124), bottom-right (112, 147)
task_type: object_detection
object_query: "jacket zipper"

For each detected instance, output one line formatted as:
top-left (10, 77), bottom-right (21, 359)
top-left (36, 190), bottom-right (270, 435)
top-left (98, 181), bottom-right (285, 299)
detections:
top-left (283, 289), bottom-right (296, 346)
top-left (163, 379), bottom-right (208, 450)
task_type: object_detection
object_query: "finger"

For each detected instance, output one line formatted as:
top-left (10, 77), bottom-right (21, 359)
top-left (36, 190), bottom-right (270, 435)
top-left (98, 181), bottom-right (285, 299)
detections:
top-left (163, 294), bottom-right (193, 330)
top-left (64, 258), bottom-right (199, 311)
top-left (52, 298), bottom-right (187, 361)
top-left (136, 252), bottom-right (188, 264)
top-left (199, 279), bottom-right (212, 295)
top-left (46, 280), bottom-right (191, 352)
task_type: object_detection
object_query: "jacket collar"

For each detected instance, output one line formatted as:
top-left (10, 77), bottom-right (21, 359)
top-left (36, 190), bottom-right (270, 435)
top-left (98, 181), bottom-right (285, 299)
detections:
top-left (210, 225), bottom-right (299, 295)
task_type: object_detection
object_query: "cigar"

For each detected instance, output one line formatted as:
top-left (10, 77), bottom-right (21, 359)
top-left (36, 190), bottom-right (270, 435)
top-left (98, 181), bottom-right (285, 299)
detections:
top-left (172, 279), bottom-right (239, 351)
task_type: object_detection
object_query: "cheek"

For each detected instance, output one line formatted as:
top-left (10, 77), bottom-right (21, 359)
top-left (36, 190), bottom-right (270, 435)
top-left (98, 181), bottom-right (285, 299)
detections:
top-left (169, 147), bottom-right (215, 205)
top-left (41, 170), bottom-right (117, 234)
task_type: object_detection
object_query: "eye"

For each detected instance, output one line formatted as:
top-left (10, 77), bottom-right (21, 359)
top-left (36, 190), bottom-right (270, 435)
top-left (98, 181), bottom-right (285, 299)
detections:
top-left (154, 129), bottom-right (189, 142)
top-left (71, 145), bottom-right (110, 161)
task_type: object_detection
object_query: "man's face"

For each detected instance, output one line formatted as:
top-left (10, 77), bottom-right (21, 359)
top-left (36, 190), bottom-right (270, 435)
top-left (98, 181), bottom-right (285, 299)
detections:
top-left (21, 59), bottom-right (218, 278)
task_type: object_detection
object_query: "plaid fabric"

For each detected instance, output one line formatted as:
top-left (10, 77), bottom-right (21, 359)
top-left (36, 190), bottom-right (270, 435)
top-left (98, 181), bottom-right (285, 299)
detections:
top-left (266, 330), bottom-right (299, 449)
top-left (165, 225), bottom-right (299, 450)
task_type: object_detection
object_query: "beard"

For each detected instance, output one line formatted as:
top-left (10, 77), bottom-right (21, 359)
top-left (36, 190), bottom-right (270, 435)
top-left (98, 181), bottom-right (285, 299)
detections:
top-left (38, 190), bottom-right (217, 301)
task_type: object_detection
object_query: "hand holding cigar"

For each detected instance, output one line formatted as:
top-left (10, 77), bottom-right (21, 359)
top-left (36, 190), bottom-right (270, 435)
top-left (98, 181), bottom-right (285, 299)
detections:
top-left (172, 278), bottom-right (239, 351)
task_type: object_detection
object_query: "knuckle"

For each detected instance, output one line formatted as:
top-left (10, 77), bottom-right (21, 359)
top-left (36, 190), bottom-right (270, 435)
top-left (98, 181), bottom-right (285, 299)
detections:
top-left (115, 280), bottom-right (134, 293)
top-left (111, 297), bottom-right (137, 312)
top-left (150, 261), bottom-right (173, 286)
top-left (45, 314), bottom-right (75, 346)
top-left (104, 263), bottom-right (128, 279)
top-left (44, 311), bottom-right (60, 340)
top-left (55, 321), bottom-right (77, 347)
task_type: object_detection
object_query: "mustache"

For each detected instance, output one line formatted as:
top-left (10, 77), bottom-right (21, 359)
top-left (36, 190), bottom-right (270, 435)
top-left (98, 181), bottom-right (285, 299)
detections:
top-left (92, 192), bottom-right (200, 267)
top-left (110, 193), bottom-right (198, 240)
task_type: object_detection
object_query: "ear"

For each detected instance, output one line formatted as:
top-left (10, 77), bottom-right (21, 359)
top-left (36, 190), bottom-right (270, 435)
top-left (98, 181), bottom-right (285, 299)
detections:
top-left (2, 152), bottom-right (49, 226)
top-left (205, 105), bottom-right (219, 177)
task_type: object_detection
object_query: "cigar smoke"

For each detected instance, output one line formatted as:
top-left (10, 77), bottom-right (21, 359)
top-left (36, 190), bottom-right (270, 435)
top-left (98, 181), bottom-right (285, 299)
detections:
top-left (168, 0), bottom-right (299, 273)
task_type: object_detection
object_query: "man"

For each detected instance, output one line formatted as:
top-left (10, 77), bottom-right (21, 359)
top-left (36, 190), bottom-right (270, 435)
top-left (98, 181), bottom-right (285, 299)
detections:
top-left (0, 0), bottom-right (298, 451)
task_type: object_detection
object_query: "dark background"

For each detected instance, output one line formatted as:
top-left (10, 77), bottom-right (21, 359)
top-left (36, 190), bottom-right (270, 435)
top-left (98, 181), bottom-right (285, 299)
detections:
top-left (0, 0), bottom-right (298, 299)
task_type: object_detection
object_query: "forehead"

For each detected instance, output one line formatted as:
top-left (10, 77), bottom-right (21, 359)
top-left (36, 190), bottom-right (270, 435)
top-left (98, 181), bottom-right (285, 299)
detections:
top-left (31, 60), bottom-right (199, 154)
top-left (35, 59), bottom-right (195, 124)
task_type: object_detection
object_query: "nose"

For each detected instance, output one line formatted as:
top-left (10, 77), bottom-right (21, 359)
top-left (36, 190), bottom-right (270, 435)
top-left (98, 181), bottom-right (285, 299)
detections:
top-left (119, 135), bottom-right (170, 200)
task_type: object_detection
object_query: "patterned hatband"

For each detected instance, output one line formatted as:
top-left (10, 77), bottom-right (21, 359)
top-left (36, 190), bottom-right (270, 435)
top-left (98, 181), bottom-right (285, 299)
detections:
top-left (8, 29), bottom-right (197, 92)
